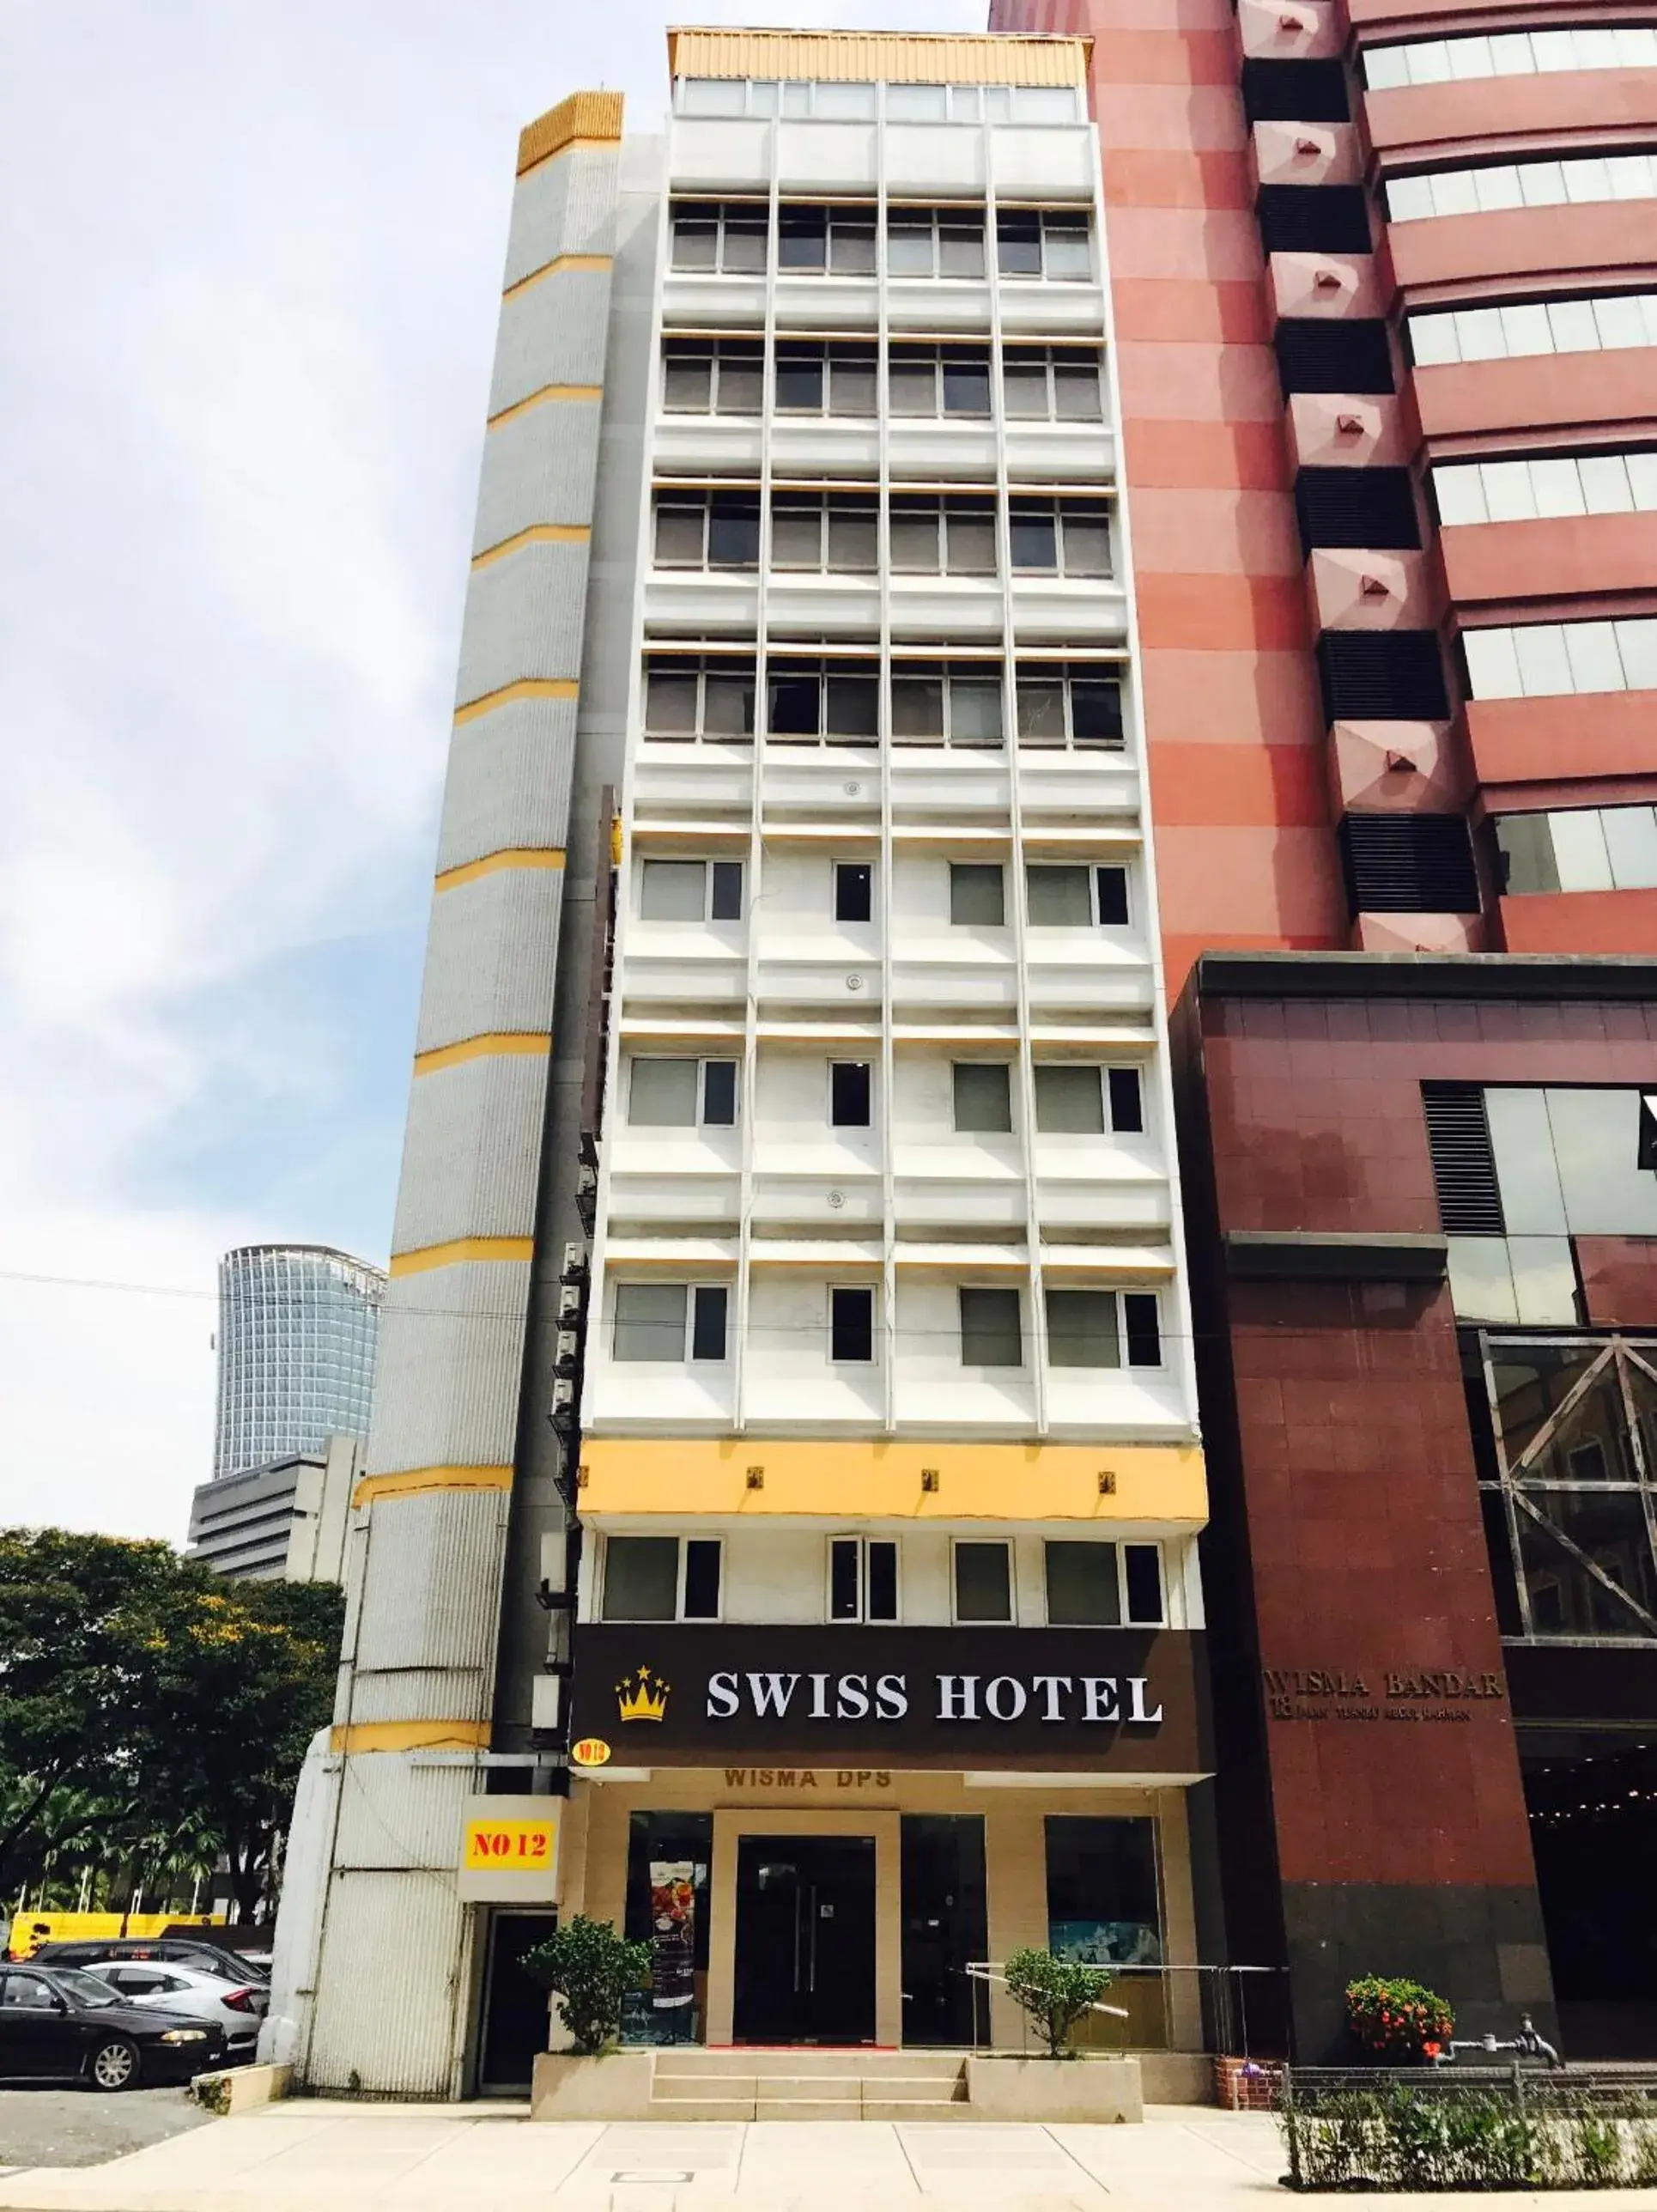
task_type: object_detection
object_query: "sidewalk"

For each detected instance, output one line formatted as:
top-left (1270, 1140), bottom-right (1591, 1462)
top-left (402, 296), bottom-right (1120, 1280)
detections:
top-left (2, 2099), bottom-right (1654, 2212)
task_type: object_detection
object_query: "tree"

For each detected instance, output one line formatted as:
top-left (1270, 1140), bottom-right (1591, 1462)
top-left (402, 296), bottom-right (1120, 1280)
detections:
top-left (1004, 1947), bottom-right (1113, 2059)
top-left (520, 1917), bottom-right (651, 2055)
top-left (0, 1528), bottom-right (343, 1916)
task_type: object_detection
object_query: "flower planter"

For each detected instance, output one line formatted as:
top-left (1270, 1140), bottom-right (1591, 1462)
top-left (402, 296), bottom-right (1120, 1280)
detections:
top-left (530, 2049), bottom-right (655, 2120)
top-left (965, 2053), bottom-right (1144, 2123)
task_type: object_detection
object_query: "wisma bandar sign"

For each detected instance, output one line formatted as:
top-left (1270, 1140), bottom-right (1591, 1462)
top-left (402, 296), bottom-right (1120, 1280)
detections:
top-left (572, 1624), bottom-right (1209, 1773)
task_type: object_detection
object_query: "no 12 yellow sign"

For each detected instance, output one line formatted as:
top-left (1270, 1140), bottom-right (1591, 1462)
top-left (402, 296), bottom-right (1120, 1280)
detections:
top-left (463, 1818), bottom-right (555, 1870)
top-left (457, 1796), bottom-right (561, 1902)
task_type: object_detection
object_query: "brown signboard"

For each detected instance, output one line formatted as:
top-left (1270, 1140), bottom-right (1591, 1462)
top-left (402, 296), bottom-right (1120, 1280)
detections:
top-left (569, 1624), bottom-right (1210, 1773)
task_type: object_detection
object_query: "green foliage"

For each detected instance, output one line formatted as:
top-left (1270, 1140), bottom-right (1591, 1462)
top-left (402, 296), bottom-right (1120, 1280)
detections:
top-left (1280, 2077), bottom-right (1657, 2191)
top-left (1344, 1974), bottom-right (1454, 2063)
top-left (519, 1916), bottom-right (652, 2056)
top-left (1002, 1946), bottom-right (1111, 2060)
top-left (0, 1527), bottom-right (343, 1915)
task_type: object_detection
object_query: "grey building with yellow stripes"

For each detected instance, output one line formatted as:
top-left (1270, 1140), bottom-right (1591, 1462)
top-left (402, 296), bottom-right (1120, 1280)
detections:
top-left (265, 29), bottom-right (1216, 2099)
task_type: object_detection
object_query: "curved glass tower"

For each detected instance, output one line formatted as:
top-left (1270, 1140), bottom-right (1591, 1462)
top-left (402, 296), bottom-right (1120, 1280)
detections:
top-left (214, 1245), bottom-right (385, 1479)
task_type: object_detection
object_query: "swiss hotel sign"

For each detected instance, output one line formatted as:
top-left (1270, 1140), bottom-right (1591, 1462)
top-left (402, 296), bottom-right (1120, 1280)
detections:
top-left (571, 1625), bottom-right (1211, 1773)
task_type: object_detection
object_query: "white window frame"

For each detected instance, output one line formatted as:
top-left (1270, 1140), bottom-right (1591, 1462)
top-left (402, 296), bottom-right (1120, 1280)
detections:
top-left (887, 342), bottom-right (995, 420)
top-left (660, 337), bottom-right (764, 418)
top-left (1032, 1061), bottom-right (1147, 1136)
top-left (1042, 1538), bottom-right (1168, 1628)
top-left (995, 205), bottom-right (1096, 283)
top-left (827, 1534), bottom-right (901, 1623)
top-left (828, 1282), bottom-right (878, 1365)
top-left (1013, 661), bottom-right (1126, 751)
top-left (625, 1056), bottom-right (740, 1129)
top-left (610, 1279), bottom-right (731, 1363)
top-left (598, 1533), bottom-right (725, 1623)
top-left (889, 659), bottom-right (1007, 749)
top-left (1043, 1285), bottom-right (1165, 1370)
top-left (833, 859), bottom-right (876, 925)
top-left (643, 655), bottom-right (758, 744)
top-left (1001, 344), bottom-right (1106, 422)
top-left (773, 340), bottom-right (879, 420)
top-left (768, 489), bottom-right (881, 573)
top-left (637, 855), bottom-right (744, 922)
top-left (667, 198), bottom-right (770, 276)
top-left (883, 204), bottom-right (989, 280)
top-left (958, 1283), bottom-right (1026, 1369)
top-left (1025, 861), bottom-right (1133, 927)
top-left (776, 200), bottom-right (879, 278)
top-left (950, 1536), bottom-right (1017, 1626)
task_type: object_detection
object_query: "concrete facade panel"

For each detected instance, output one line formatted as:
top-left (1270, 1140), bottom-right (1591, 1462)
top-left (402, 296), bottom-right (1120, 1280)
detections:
top-left (1416, 348), bottom-right (1657, 443)
top-left (434, 696), bottom-right (578, 877)
top-left (472, 399), bottom-right (603, 556)
top-left (455, 538), bottom-right (591, 706)
top-left (489, 266), bottom-right (613, 416)
top-left (355, 1489), bottom-right (509, 1676)
top-left (391, 1051), bottom-right (551, 1255)
top-left (414, 867), bottom-right (564, 1055)
top-left (365, 1262), bottom-right (531, 1474)
top-left (1367, 68), bottom-right (1657, 159)
top-left (502, 143), bottom-right (620, 287)
top-left (1389, 199), bottom-right (1657, 295)
top-left (1500, 885), bottom-right (1657, 952)
top-left (1441, 509), bottom-right (1657, 610)
top-left (1466, 690), bottom-right (1657, 791)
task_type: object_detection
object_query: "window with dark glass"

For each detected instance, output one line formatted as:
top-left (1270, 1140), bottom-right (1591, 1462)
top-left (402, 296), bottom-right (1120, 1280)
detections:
top-left (689, 1285), bottom-right (729, 1362)
top-left (950, 861), bottom-right (1005, 926)
top-left (774, 341), bottom-right (878, 417)
top-left (669, 199), bottom-right (769, 274)
top-left (835, 861), bottom-right (873, 923)
top-left (830, 1536), bottom-right (899, 1621)
top-left (1015, 662), bottom-right (1124, 750)
top-left (1044, 1816), bottom-right (1162, 1970)
top-left (885, 205), bottom-right (987, 278)
top-left (1046, 1540), bottom-right (1122, 1626)
top-left (890, 660), bottom-right (1004, 747)
top-left (765, 656), bottom-right (881, 743)
top-left (954, 1540), bottom-right (1013, 1622)
top-left (779, 203), bottom-right (877, 275)
top-left (639, 858), bottom-right (744, 922)
top-left (953, 1061), bottom-right (1013, 1133)
top-left (960, 1285), bottom-right (1023, 1366)
top-left (831, 1285), bottom-right (876, 1364)
top-left (644, 655), bottom-right (756, 743)
top-left (889, 343), bottom-right (993, 416)
top-left (889, 495), bottom-right (997, 574)
top-left (662, 337), bottom-right (763, 416)
top-left (652, 490), bottom-right (761, 570)
top-left (998, 209), bottom-right (1092, 282)
top-left (831, 1060), bottom-right (872, 1127)
top-left (770, 490), bottom-right (879, 570)
top-left (1010, 499), bottom-right (1112, 577)
top-left (1002, 345), bottom-right (1104, 422)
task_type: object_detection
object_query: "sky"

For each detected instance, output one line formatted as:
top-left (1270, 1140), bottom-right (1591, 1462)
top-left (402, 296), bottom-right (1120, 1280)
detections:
top-left (0, 0), bottom-right (980, 1542)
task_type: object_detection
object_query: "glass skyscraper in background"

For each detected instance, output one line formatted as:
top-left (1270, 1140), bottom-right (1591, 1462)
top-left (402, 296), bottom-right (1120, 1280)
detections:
top-left (213, 1244), bottom-right (385, 1479)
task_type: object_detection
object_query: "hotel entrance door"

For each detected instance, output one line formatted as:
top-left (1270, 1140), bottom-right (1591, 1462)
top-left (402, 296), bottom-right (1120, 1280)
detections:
top-left (732, 1835), bottom-right (876, 2045)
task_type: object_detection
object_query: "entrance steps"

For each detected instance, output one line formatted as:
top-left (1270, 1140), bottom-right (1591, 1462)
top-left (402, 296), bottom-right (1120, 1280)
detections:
top-left (650, 2047), bottom-right (968, 2122)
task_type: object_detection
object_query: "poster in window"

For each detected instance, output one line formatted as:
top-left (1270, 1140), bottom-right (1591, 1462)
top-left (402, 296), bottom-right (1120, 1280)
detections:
top-left (649, 1859), bottom-right (696, 2010)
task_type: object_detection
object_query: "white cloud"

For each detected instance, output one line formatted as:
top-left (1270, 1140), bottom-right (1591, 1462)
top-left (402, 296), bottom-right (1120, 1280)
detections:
top-left (0, 0), bottom-right (981, 1539)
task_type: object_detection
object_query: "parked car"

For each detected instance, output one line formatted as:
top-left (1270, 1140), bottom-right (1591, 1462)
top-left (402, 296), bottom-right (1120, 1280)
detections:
top-left (84, 1960), bottom-right (268, 2060)
top-left (32, 1936), bottom-right (270, 1985)
top-left (0, 1963), bottom-right (225, 2090)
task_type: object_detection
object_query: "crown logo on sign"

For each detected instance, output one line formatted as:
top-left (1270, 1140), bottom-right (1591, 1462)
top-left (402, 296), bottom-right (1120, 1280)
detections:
top-left (616, 1664), bottom-right (670, 1723)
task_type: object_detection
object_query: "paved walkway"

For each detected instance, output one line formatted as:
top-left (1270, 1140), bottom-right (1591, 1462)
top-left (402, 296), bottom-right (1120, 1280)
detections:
top-left (1, 2100), bottom-right (1654, 2212)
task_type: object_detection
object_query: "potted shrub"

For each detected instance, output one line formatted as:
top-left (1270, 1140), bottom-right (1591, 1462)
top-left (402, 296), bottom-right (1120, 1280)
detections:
top-left (521, 1917), bottom-right (653, 2118)
top-left (1005, 1946), bottom-right (1113, 2059)
top-left (965, 1948), bottom-right (1144, 2121)
top-left (1344, 1975), bottom-right (1454, 2064)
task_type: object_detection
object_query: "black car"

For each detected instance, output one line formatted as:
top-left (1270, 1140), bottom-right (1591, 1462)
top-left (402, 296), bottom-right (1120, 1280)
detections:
top-left (32, 1936), bottom-right (270, 1986)
top-left (0, 1964), bottom-right (226, 2090)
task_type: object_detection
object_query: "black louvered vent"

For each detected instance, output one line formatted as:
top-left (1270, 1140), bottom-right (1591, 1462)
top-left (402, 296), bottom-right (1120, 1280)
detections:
top-left (1257, 185), bottom-right (1373, 255)
top-left (1275, 319), bottom-right (1394, 396)
top-left (1422, 1084), bottom-right (1505, 1234)
top-left (1241, 58), bottom-right (1351, 123)
top-left (1295, 468), bottom-right (1421, 556)
top-left (1338, 813), bottom-right (1481, 915)
top-left (1318, 631), bottom-right (1450, 720)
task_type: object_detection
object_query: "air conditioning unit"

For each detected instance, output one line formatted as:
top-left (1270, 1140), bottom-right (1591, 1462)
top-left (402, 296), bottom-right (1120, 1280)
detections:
top-left (550, 1378), bottom-right (578, 1433)
top-left (531, 1674), bottom-right (561, 1731)
top-left (557, 1284), bottom-right (584, 1325)
top-left (555, 1330), bottom-right (580, 1378)
top-left (539, 1529), bottom-right (571, 1595)
top-left (560, 1242), bottom-right (590, 1287)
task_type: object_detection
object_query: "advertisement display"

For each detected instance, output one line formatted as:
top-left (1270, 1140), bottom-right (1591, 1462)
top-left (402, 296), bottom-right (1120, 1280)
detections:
top-left (571, 1625), bottom-right (1210, 1773)
top-left (648, 1859), bottom-right (697, 2014)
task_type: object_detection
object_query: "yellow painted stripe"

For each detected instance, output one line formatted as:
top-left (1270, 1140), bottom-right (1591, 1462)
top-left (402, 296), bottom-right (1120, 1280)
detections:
top-left (503, 252), bottom-right (614, 302)
top-left (389, 1237), bottom-right (536, 1277)
top-left (414, 1032), bottom-right (552, 1076)
top-left (519, 132), bottom-right (622, 179)
top-left (354, 1466), bottom-right (514, 1507)
top-left (331, 1719), bottom-right (492, 1755)
top-left (434, 847), bottom-right (565, 893)
top-left (471, 524), bottom-right (591, 569)
top-left (488, 385), bottom-right (603, 429)
top-left (453, 678), bottom-right (578, 724)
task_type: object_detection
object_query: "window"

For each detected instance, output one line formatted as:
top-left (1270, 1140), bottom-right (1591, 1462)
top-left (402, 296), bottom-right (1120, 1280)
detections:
top-left (1045, 1287), bottom-right (1162, 1368)
top-left (891, 660), bottom-right (1005, 747)
top-left (652, 490), bottom-right (761, 570)
top-left (1002, 346), bottom-right (1104, 422)
top-left (669, 199), bottom-right (769, 275)
top-left (954, 1540), bottom-right (1013, 1622)
top-left (953, 1062), bottom-right (1013, 1133)
top-left (996, 208), bottom-right (1093, 281)
top-left (885, 205), bottom-right (987, 278)
top-left (766, 656), bottom-right (881, 743)
top-left (612, 1282), bottom-right (731, 1362)
top-left (960, 1285), bottom-right (1023, 1366)
top-left (950, 861), bottom-right (1006, 926)
top-left (640, 858), bottom-right (744, 922)
top-left (1387, 154), bottom-right (1657, 224)
top-left (889, 343), bottom-right (993, 416)
top-left (677, 77), bottom-right (749, 118)
top-left (602, 1534), bottom-right (722, 1621)
top-left (1025, 864), bottom-right (1131, 927)
top-left (830, 1061), bottom-right (872, 1127)
top-left (627, 1057), bottom-right (738, 1127)
top-left (774, 340), bottom-right (878, 416)
top-left (0, 1973), bottom-right (56, 2010)
top-left (1009, 498), bottom-right (1112, 577)
top-left (1016, 663), bottom-right (1124, 750)
top-left (662, 337), bottom-right (764, 416)
top-left (1463, 619), bottom-right (1657, 700)
top-left (835, 861), bottom-right (873, 922)
top-left (778, 203), bottom-right (878, 276)
top-left (1365, 26), bottom-right (1657, 91)
top-left (1496, 805), bottom-right (1657, 894)
top-left (645, 656), bottom-right (756, 743)
top-left (886, 83), bottom-right (950, 122)
top-left (1045, 1540), bottom-right (1165, 1626)
top-left (770, 490), bottom-right (879, 571)
top-left (831, 1285), bottom-right (876, 1363)
top-left (829, 1536), bottom-right (900, 1621)
top-left (1034, 1064), bottom-right (1144, 1133)
top-left (1408, 291), bottom-right (1657, 365)
top-left (888, 495), bottom-right (997, 575)
top-left (1435, 449), bottom-right (1657, 526)
top-left (1045, 1817), bottom-right (1162, 1967)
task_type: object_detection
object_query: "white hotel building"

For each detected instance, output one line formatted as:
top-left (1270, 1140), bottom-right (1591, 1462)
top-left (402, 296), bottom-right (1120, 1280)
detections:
top-left (269, 27), bottom-right (1214, 2098)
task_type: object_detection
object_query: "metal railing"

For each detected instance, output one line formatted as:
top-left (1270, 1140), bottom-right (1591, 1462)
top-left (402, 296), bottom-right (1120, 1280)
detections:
top-left (962, 1961), bottom-right (1287, 2057)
